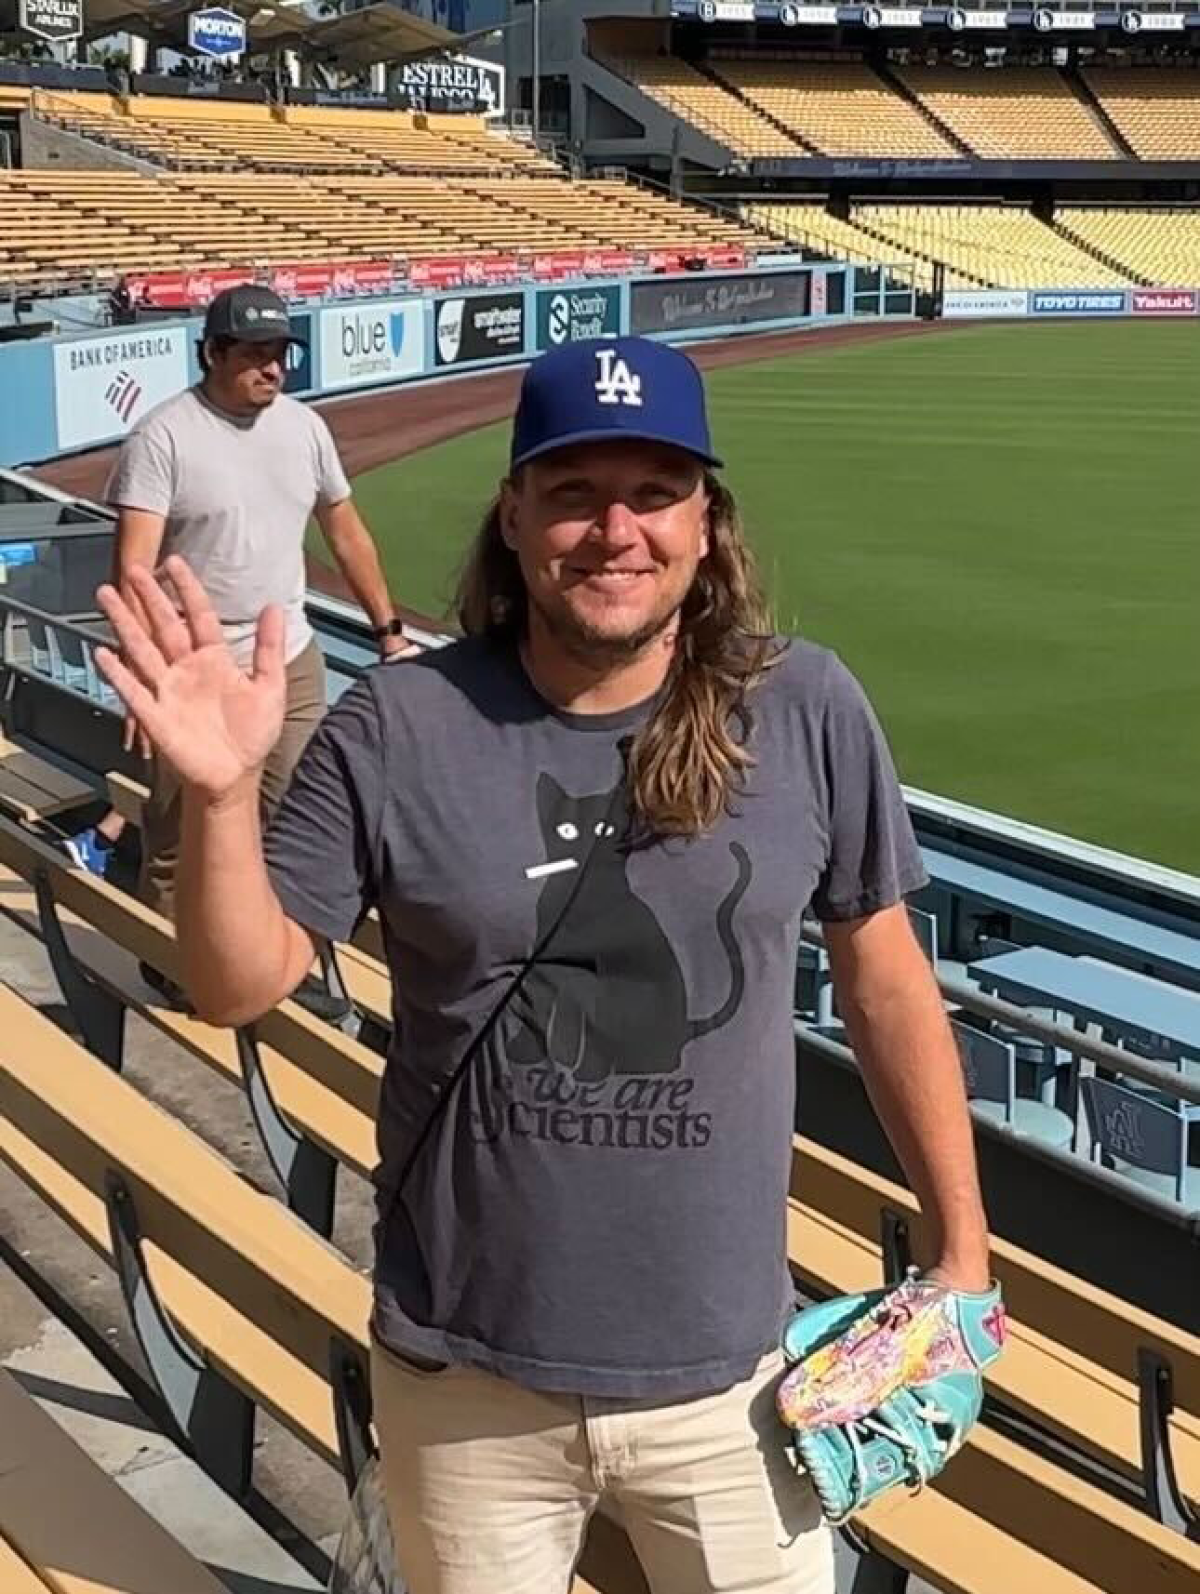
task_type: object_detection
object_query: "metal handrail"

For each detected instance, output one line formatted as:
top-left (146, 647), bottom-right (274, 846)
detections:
top-left (800, 924), bottom-right (1200, 1109)
top-left (0, 593), bottom-right (110, 649)
top-left (795, 1021), bottom-right (1200, 1233)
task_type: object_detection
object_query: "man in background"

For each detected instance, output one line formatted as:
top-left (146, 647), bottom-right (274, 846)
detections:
top-left (103, 283), bottom-right (414, 1002)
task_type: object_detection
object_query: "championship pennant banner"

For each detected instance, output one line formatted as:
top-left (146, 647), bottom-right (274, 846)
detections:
top-left (673, 1), bottom-right (1196, 28)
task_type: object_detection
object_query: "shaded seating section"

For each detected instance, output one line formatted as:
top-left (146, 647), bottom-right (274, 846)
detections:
top-left (1083, 66), bottom-right (1200, 159)
top-left (1057, 206), bottom-right (1200, 285)
top-left (604, 53), bottom-right (800, 155)
top-left (900, 67), bottom-right (1119, 159)
top-left (714, 57), bottom-right (958, 157)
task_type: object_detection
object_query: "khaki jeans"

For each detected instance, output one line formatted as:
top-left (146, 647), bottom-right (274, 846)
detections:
top-left (140, 639), bottom-right (326, 920)
top-left (371, 1339), bottom-right (834, 1594)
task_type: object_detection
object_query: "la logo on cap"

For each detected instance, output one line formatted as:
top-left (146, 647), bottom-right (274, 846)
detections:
top-left (594, 347), bottom-right (642, 408)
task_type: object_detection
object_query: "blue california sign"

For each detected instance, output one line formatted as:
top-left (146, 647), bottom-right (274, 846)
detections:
top-left (188, 7), bottom-right (247, 59)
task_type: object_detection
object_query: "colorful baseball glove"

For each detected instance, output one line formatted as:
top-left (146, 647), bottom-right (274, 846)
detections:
top-left (776, 1270), bottom-right (1006, 1524)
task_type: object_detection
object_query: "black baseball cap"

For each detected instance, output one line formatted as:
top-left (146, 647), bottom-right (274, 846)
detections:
top-left (202, 285), bottom-right (305, 346)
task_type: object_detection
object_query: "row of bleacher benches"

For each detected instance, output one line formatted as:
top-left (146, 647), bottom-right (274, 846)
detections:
top-left (0, 749), bottom-right (1197, 1591)
top-left (756, 202), bottom-right (1200, 293)
top-left (617, 57), bottom-right (1200, 163)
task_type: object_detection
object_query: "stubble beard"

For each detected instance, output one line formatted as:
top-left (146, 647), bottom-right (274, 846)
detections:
top-left (528, 584), bottom-right (687, 671)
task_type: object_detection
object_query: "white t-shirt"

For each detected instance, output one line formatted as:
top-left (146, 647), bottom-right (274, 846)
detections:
top-left (106, 386), bottom-right (351, 664)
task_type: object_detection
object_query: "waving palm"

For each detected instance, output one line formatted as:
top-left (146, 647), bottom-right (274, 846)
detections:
top-left (96, 556), bottom-right (285, 801)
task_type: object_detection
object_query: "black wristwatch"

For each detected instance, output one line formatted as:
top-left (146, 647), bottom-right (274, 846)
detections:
top-left (372, 618), bottom-right (407, 640)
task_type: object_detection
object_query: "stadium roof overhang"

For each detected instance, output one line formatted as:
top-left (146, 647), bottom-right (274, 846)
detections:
top-left (77, 0), bottom-right (457, 63)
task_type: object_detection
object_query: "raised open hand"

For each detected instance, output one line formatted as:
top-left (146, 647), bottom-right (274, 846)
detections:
top-left (95, 556), bottom-right (286, 803)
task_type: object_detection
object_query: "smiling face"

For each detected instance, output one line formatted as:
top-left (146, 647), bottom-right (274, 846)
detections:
top-left (500, 439), bottom-right (710, 667)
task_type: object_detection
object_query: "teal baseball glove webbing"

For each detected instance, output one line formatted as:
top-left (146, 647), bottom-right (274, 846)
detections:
top-left (776, 1270), bottom-right (1007, 1524)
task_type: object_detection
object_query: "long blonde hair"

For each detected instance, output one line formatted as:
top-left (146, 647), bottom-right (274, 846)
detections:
top-left (455, 472), bottom-right (780, 837)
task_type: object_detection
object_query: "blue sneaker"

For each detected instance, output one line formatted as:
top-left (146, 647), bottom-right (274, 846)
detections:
top-left (63, 828), bottom-right (113, 878)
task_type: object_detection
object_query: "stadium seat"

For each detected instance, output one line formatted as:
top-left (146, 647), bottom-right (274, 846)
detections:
top-left (1081, 1077), bottom-right (1199, 1207)
top-left (901, 67), bottom-right (1119, 160)
top-left (714, 58), bottom-right (957, 158)
top-left (1083, 67), bottom-right (1200, 160)
top-left (951, 1019), bottom-right (1076, 1149)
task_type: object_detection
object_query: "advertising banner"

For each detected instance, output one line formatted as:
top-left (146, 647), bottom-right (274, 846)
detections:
top-left (435, 292), bottom-right (525, 366)
top-left (19, 0), bottom-right (82, 42)
top-left (1029, 290), bottom-right (1127, 316)
top-left (535, 285), bottom-right (622, 350)
top-left (1131, 289), bottom-right (1197, 316)
top-left (463, 255), bottom-right (522, 287)
top-left (269, 259), bottom-right (395, 301)
top-left (410, 256), bottom-right (469, 290)
top-left (631, 270), bottom-right (810, 336)
top-left (54, 326), bottom-right (189, 451)
top-left (394, 55), bottom-right (505, 115)
top-left (533, 251), bottom-right (586, 282)
top-left (319, 298), bottom-right (425, 390)
top-left (282, 313), bottom-right (312, 395)
top-left (188, 7), bottom-right (246, 59)
top-left (943, 288), bottom-right (1029, 319)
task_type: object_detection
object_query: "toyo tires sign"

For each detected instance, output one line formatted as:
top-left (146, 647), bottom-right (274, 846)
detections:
top-left (188, 7), bottom-right (247, 59)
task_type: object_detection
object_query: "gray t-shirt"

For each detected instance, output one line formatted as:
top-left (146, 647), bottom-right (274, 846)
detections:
top-left (106, 386), bottom-right (350, 665)
top-left (264, 637), bottom-right (926, 1399)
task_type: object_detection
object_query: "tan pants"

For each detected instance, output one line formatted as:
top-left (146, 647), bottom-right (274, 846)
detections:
top-left (371, 1339), bottom-right (834, 1594)
top-left (140, 639), bottom-right (326, 920)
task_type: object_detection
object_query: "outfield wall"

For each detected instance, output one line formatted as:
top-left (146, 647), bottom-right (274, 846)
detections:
top-left (0, 262), bottom-right (861, 469)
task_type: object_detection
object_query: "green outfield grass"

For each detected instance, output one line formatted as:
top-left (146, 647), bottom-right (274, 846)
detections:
top-left (322, 321), bottom-right (1200, 874)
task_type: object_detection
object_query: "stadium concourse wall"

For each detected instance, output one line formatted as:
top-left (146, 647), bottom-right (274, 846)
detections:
top-left (0, 262), bottom-right (863, 469)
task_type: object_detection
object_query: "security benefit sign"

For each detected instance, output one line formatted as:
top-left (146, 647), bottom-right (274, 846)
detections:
top-left (54, 327), bottom-right (189, 452)
top-left (19, 0), bottom-right (83, 42)
top-left (535, 285), bottom-right (621, 351)
top-left (435, 292), bottom-right (525, 366)
top-left (188, 7), bottom-right (247, 60)
top-left (319, 299), bottom-right (425, 391)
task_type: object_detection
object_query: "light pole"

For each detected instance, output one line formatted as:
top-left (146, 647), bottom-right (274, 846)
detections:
top-left (531, 0), bottom-right (540, 142)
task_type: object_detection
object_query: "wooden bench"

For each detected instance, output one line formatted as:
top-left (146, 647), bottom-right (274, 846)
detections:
top-left (0, 982), bottom-right (635, 1594)
top-left (2, 839), bottom-right (1199, 1589)
top-left (5, 980), bottom-right (1200, 1592)
top-left (2, 809), bottom-right (1199, 1535)
top-left (0, 1367), bottom-right (227, 1594)
top-left (0, 733), bottom-right (93, 825)
top-left (788, 1141), bottom-right (1200, 1535)
top-left (105, 770), bottom-right (393, 1032)
top-left (6, 809), bottom-right (1200, 1507)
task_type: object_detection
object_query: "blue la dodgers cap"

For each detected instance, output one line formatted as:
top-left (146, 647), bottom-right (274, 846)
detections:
top-left (510, 336), bottom-right (723, 471)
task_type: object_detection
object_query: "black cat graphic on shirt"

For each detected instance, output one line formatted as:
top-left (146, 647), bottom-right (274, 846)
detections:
top-left (504, 773), bottom-right (750, 1082)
